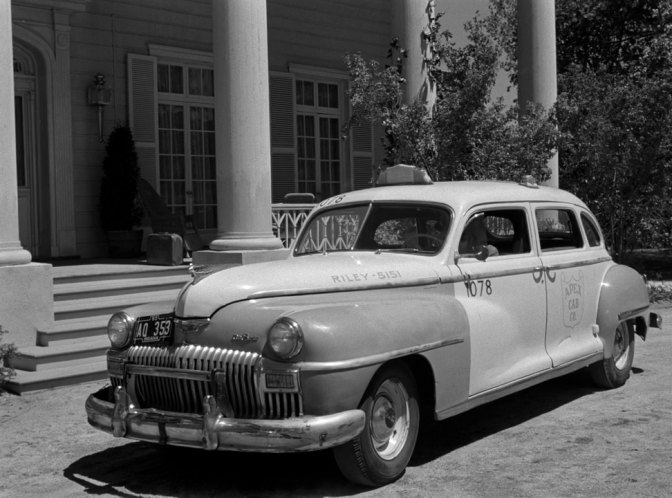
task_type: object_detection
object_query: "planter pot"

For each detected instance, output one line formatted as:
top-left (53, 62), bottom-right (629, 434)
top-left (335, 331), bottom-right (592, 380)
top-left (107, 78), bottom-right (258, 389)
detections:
top-left (106, 229), bottom-right (143, 258)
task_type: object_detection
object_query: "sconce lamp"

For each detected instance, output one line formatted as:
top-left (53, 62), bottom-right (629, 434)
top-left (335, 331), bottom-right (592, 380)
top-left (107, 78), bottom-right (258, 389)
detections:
top-left (87, 73), bottom-right (112, 143)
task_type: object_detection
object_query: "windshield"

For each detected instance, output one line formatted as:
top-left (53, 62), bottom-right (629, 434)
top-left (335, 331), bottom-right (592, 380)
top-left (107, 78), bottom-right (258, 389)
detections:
top-left (294, 203), bottom-right (451, 255)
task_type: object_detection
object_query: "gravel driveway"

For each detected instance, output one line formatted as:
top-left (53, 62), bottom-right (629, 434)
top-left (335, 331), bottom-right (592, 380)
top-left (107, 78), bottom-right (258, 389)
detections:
top-left (1, 305), bottom-right (670, 498)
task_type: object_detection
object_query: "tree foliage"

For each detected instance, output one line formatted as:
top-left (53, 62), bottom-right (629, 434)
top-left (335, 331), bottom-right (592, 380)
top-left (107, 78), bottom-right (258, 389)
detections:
top-left (488, 0), bottom-right (672, 259)
top-left (552, 0), bottom-right (672, 258)
top-left (0, 325), bottom-right (16, 387)
top-left (556, 0), bottom-right (672, 76)
top-left (344, 7), bottom-right (558, 184)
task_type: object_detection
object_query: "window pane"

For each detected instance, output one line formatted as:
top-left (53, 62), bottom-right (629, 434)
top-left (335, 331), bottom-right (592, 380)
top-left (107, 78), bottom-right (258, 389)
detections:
top-left (190, 107), bottom-right (202, 130)
top-left (581, 214), bottom-right (601, 247)
top-left (172, 131), bottom-right (185, 154)
top-left (537, 209), bottom-right (584, 251)
top-left (192, 156), bottom-right (203, 179)
top-left (158, 130), bottom-right (171, 154)
top-left (170, 65), bottom-right (183, 93)
top-left (202, 69), bottom-right (214, 96)
top-left (203, 107), bottom-right (215, 130)
top-left (189, 67), bottom-right (202, 96)
top-left (173, 156), bottom-right (185, 179)
top-left (204, 132), bottom-right (215, 155)
top-left (171, 106), bottom-right (184, 129)
top-left (158, 104), bottom-right (171, 128)
top-left (157, 64), bottom-right (170, 93)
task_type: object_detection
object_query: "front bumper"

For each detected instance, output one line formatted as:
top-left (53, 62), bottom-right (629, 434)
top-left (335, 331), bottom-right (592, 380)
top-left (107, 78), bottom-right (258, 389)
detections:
top-left (86, 385), bottom-right (365, 453)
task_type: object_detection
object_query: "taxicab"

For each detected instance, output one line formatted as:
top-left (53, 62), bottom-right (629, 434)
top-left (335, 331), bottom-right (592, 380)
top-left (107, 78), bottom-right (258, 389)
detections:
top-left (86, 164), bottom-right (661, 487)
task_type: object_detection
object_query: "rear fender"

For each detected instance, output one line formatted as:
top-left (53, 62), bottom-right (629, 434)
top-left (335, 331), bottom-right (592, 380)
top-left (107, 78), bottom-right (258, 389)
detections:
top-left (597, 264), bottom-right (649, 358)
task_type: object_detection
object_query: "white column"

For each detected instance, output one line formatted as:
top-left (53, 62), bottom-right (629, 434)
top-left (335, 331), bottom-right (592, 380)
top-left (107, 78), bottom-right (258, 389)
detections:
top-left (208, 0), bottom-right (283, 252)
top-left (0, 2), bottom-right (31, 266)
top-left (392, 0), bottom-right (436, 107)
top-left (518, 0), bottom-right (559, 187)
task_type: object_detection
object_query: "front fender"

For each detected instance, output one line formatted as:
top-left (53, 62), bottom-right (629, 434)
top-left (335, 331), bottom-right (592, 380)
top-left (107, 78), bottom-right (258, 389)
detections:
top-left (597, 264), bottom-right (649, 358)
top-left (205, 285), bottom-right (468, 415)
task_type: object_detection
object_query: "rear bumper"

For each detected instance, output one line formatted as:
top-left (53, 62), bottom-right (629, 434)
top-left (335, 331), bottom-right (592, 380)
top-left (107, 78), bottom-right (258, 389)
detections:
top-left (86, 385), bottom-right (365, 453)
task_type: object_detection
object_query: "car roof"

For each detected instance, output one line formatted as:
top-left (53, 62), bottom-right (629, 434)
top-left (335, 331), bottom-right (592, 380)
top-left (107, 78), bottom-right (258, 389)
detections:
top-left (325, 181), bottom-right (589, 214)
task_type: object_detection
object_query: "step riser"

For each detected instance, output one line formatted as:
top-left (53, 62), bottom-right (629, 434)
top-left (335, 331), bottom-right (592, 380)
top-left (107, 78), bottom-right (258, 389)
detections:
top-left (5, 369), bottom-right (108, 395)
top-left (37, 326), bottom-right (107, 346)
top-left (11, 349), bottom-right (108, 372)
top-left (55, 268), bottom-right (189, 285)
top-left (55, 282), bottom-right (186, 302)
top-left (55, 291), bottom-right (181, 321)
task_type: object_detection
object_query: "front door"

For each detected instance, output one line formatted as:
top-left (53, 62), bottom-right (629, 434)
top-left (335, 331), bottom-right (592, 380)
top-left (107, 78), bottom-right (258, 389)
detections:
top-left (454, 206), bottom-right (552, 396)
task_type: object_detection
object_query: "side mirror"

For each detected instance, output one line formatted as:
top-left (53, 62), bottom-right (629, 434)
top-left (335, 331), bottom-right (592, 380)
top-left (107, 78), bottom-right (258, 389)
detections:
top-left (474, 245), bottom-right (489, 261)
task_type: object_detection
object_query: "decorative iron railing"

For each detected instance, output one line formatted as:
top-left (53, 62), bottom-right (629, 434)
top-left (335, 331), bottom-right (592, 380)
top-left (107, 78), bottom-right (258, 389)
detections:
top-left (271, 203), bottom-right (315, 248)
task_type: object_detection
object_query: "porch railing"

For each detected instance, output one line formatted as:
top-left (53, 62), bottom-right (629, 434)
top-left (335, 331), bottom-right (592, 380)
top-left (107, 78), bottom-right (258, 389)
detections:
top-left (271, 203), bottom-right (315, 248)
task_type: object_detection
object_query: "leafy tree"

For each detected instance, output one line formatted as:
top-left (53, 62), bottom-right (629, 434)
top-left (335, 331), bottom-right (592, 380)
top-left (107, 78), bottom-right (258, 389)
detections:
top-left (557, 68), bottom-right (672, 258)
top-left (344, 7), bottom-right (558, 183)
top-left (487, 0), bottom-right (672, 259)
top-left (555, 0), bottom-right (672, 76)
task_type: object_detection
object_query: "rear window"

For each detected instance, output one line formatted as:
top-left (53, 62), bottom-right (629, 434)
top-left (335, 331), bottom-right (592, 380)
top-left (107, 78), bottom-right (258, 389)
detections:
top-left (536, 208), bottom-right (584, 251)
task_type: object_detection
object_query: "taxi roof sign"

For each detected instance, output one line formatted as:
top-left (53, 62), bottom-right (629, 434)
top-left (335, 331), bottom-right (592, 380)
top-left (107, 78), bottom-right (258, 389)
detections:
top-left (375, 164), bottom-right (433, 186)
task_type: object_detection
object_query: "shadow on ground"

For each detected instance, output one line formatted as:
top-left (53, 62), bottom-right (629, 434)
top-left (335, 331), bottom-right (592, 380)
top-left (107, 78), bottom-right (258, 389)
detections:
top-left (63, 369), bottom-right (608, 497)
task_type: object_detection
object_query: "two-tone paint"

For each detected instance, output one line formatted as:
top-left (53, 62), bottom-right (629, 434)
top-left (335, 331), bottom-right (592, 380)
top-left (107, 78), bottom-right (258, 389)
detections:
top-left (86, 180), bottom-right (659, 462)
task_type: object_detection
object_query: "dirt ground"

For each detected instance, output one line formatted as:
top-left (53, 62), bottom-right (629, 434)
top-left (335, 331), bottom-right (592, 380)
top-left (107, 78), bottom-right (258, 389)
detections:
top-left (1, 305), bottom-right (671, 498)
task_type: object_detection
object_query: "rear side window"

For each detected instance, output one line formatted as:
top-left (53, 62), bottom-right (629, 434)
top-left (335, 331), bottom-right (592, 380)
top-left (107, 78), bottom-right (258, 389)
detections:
top-left (581, 213), bottom-right (601, 247)
top-left (536, 208), bottom-right (584, 251)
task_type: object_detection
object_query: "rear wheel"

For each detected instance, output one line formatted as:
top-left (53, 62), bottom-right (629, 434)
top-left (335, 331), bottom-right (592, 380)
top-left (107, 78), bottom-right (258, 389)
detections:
top-left (590, 322), bottom-right (634, 388)
top-left (333, 364), bottom-right (419, 486)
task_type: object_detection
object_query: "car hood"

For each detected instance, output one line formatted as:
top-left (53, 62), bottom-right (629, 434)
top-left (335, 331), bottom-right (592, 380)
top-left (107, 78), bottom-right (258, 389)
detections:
top-left (176, 252), bottom-right (441, 318)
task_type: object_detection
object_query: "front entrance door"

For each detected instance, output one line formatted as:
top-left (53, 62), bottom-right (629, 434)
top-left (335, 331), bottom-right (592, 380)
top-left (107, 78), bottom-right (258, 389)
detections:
top-left (14, 77), bottom-right (38, 256)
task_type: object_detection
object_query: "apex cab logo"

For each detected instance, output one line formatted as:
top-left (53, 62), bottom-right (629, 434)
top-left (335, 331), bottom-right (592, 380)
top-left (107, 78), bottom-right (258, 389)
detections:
top-left (562, 271), bottom-right (584, 328)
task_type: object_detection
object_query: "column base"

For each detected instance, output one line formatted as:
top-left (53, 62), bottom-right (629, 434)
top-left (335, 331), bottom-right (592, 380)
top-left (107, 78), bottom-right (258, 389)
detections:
top-left (0, 263), bottom-right (53, 348)
top-left (0, 245), bottom-right (32, 266)
top-left (193, 248), bottom-right (290, 266)
top-left (209, 235), bottom-right (285, 252)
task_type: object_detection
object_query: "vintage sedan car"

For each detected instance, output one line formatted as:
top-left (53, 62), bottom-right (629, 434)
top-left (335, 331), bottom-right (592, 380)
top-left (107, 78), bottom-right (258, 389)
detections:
top-left (86, 166), bottom-right (661, 487)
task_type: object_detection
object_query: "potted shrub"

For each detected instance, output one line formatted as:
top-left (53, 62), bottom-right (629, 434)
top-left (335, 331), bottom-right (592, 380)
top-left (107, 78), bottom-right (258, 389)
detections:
top-left (100, 124), bottom-right (143, 257)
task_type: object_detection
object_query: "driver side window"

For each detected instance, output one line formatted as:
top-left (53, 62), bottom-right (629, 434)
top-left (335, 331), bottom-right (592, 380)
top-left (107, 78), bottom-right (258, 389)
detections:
top-left (459, 209), bottom-right (531, 258)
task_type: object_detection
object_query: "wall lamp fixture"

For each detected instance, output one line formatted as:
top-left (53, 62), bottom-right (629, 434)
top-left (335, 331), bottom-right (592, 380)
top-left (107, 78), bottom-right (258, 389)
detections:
top-left (87, 73), bottom-right (112, 142)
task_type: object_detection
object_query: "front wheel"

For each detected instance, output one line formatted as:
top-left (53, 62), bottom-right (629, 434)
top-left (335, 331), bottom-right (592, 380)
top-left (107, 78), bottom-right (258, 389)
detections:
top-left (589, 322), bottom-right (634, 388)
top-left (333, 363), bottom-right (419, 487)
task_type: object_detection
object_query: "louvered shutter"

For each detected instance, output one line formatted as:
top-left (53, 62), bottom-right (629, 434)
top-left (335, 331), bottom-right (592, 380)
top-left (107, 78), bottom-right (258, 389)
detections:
top-left (269, 72), bottom-right (296, 203)
top-left (350, 120), bottom-right (375, 190)
top-left (127, 54), bottom-right (158, 186)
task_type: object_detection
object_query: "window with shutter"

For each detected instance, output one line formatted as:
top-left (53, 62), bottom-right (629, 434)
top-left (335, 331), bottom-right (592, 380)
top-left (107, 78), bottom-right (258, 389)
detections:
top-left (270, 72), bottom-right (297, 203)
top-left (129, 49), bottom-right (217, 231)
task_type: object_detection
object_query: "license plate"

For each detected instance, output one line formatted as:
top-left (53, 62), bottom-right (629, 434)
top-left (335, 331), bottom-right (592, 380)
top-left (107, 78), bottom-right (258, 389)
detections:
top-left (133, 314), bottom-right (174, 345)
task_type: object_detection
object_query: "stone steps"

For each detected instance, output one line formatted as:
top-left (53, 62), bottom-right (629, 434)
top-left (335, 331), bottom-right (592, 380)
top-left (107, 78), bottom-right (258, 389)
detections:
top-left (5, 262), bottom-right (191, 394)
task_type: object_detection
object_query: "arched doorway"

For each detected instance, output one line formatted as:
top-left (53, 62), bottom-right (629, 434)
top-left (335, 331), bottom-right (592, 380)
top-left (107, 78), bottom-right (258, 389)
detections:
top-left (13, 42), bottom-right (50, 259)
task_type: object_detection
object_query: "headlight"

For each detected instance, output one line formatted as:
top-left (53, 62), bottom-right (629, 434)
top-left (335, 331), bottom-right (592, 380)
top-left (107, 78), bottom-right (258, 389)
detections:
top-left (268, 317), bottom-right (303, 359)
top-left (107, 312), bottom-right (135, 349)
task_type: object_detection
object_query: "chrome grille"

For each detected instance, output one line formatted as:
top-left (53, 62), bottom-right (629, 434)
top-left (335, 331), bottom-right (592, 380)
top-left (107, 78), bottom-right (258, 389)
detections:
top-left (123, 345), bottom-right (276, 418)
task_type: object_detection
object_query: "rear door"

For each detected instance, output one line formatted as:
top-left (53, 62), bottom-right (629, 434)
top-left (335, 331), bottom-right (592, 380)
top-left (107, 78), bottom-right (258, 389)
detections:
top-left (533, 205), bottom-right (609, 366)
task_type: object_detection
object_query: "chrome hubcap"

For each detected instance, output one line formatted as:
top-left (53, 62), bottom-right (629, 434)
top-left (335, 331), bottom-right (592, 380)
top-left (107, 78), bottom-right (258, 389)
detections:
top-left (369, 379), bottom-right (410, 460)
